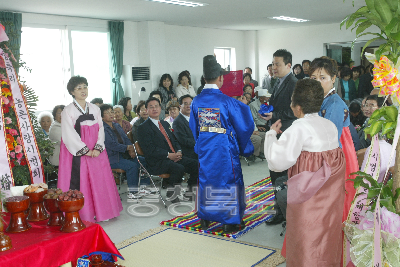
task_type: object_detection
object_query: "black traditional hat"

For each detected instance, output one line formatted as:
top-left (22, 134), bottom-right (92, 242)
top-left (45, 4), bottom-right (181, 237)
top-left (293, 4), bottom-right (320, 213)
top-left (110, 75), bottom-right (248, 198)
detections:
top-left (203, 55), bottom-right (230, 80)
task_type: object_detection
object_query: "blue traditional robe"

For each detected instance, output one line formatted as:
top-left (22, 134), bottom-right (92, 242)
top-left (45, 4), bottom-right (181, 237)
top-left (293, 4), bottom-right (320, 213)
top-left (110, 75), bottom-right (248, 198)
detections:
top-left (189, 87), bottom-right (254, 225)
top-left (319, 92), bottom-right (349, 148)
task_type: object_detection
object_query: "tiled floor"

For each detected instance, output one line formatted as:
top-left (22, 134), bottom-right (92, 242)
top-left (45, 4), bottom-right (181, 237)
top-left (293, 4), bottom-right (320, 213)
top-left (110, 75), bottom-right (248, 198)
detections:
top-left (99, 158), bottom-right (286, 267)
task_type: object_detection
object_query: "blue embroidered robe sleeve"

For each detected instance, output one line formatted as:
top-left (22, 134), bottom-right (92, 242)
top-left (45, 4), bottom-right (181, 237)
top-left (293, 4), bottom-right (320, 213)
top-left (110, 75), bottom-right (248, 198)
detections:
top-left (319, 94), bottom-right (350, 148)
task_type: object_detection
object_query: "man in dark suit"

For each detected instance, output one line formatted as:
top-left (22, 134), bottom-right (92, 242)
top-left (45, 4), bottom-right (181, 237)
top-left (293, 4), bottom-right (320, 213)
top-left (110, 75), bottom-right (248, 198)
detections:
top-left (172, 94), bottom-right (197, 159)
top-left (358, 63), bottom-right (374, 98)
top-left (263, 49), bottom-right (297, 134)
top-left (137, 97), bottom-right (198, 203)
top-left (262, 49), bottom-right (297, 225)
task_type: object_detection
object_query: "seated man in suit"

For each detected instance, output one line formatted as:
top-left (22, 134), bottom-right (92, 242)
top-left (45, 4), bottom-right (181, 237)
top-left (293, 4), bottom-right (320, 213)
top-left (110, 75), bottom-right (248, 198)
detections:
top-left (137, 97), bottom-right (198, 203)
top-left (172, 94), bottom-right (197, 160)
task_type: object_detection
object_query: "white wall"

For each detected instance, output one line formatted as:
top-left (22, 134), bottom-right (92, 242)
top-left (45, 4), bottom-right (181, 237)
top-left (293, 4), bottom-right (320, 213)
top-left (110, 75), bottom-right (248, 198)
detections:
top-left (257, 23), bottom-right (379, 80)
top-left (244, 30), bottom-right (258, 81)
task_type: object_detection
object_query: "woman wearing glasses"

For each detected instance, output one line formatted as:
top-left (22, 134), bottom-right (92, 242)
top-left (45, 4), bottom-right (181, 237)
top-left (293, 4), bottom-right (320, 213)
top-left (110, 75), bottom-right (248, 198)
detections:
top-left (57, 76), bottom-right (122, 223)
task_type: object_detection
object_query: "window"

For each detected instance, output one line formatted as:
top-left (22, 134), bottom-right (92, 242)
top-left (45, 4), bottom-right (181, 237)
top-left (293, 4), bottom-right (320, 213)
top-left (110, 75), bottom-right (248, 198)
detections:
top-left (214, 48), bottom-right (231, 70)
top-left (19, 27), bottom-right (111, 112)
top-left (71, 31), bottom-right (111, 105)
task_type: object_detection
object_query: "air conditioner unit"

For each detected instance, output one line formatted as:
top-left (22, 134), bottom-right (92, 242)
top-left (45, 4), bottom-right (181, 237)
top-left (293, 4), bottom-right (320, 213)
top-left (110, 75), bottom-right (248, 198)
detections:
top-left (121, 65), bottom-right (152, 102)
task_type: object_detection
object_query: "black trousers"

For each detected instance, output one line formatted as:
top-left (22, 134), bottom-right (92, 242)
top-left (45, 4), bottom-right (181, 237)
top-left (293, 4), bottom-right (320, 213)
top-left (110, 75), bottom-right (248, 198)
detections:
top-left (157, 156), bottom-right (198, 188)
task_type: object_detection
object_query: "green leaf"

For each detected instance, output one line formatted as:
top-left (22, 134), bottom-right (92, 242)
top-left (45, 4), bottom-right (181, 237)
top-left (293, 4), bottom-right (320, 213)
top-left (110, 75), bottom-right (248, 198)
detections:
top-left (370, 120), bottom-right (384, 136)
top-left (385, 106), bottom-right (398, 121)
top-left (390, 31), bottom-right (400, 42)
top-left (355, 18), bottom-right (369, 27)
top-left (363, 175), bottom-right (380, 188)
top-left (364, 126), bottom-right (371, 135)
top-left (382, 121), bottom-right (396, 134)
top-left (368, 188), bottom-right (381, 198)
top-left (366, 0), bottom-right (380, 18)
top-left (386, 0), bottom-right (399, 13)
top-left (382, 186), bottom-right (393, 198)
top-left (356, 21), bottom-right (373, 35)
top-left (375, 0), bottom-right (393, 24)
top-left (363, 13), bottom-right (387, 30)
top-left (346, 13), bottom-right (364, 29)
top-left (380, 198), bottom-right (397, 213)
top-left (370, 109), bottom-right (382, 119)
top-left (351, 171), bottom-right (373, 177)
top-left (361, 37), bottom-right (385, 57)
top-left (371, 201), bottom-right (377, 211)
top-left (376, 43), bottom-right (390, 60)
top-left (394, 187), bottom-right (400, 201)
top-left (385, 17), bottom-right (400, 33)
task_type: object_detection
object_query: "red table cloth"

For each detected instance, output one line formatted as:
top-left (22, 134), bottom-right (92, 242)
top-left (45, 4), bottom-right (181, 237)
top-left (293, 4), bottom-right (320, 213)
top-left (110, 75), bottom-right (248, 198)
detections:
top-left (0, 213), bottom-right (121, 267)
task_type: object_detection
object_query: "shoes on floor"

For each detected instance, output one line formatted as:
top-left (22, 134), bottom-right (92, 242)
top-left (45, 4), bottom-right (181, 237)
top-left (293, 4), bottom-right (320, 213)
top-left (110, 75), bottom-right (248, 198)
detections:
top-left (245, 155), bottom-right (256, 162)
top-left (127, 193), bottom-right (141, 199)
top-left (265, 214), bottom-right (285, 225)
top-left (222, 224), bottom-right (238, 234)
top-left (257, 153), bottom-right (266, 160)
top-left (166, 187), bottom-right (180, 203)
top-left (200, 219), bottom-right (210, 230)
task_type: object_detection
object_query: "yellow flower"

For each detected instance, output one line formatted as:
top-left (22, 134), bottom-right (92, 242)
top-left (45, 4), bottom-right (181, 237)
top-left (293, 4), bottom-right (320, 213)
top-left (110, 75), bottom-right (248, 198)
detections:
top-left (1, 87), bottom-right (11, 97)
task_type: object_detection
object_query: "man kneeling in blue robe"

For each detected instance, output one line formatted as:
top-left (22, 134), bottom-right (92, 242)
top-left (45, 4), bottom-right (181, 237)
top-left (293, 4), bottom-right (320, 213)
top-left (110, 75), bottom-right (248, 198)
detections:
top-left (189, 55), bottom-right (254, 233)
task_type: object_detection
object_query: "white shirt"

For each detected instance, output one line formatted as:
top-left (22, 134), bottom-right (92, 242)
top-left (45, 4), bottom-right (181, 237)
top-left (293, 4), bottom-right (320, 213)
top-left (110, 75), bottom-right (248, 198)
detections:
top-left (203, 84), bottom-right (219, 90)
top-left (325, 87), bottom-right (336, 98)
top-left (175, 84), bottom-right (197, 99)
top-left (265, 113), bottom-right (339, 172)
top-left (149, 117), bottom-right (160, 129)
top-left (181, 112), bottom-right (190, 122)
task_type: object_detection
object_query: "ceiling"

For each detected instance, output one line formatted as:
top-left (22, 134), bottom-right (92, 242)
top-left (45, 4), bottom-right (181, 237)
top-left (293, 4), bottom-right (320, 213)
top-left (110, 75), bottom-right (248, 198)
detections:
top-left (2, 0), bottom-right (365, 30)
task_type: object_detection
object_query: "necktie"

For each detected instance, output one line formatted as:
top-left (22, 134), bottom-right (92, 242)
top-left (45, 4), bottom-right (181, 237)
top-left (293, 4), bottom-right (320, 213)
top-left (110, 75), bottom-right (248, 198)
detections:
top-left (272, 79), bottom-right (280, 94)
top-left (158, 121), bottom-right (176, 153)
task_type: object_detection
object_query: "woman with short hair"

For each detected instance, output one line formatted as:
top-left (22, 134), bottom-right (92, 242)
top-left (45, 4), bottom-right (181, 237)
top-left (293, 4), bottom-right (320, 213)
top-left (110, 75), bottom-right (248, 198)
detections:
top-left (57, 76), bottom-right (122, 222)
top-left (131, 100), bottom-right (148, 143)
top-left (164, 100), bottom-right (180, 127)
top-left (113, 105), bottom-right (131, 134)
top-left (265, 79), bottom-right (345, 266)
top-left (38, 111), bottom-right (53, 137)
top-left (175, 71), bottom-right (196, 99)
top-left (118, 97), bottom-right (136, 122)
top-left (101, 104), bottom-right (147, 199)
top-left (292, 64), bottom-right (305, 80)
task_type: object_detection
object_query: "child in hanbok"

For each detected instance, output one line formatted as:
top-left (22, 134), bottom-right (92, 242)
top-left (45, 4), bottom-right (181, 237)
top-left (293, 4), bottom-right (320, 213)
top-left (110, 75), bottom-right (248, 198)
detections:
top-left (58, 76), bottom-right (122, 222)
top-left (265, 79), bottom-right (345, 266)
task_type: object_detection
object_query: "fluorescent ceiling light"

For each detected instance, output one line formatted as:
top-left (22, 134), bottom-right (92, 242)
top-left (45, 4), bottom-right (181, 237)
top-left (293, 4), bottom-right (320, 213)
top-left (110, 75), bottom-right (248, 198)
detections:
top-left (269, 16), bottom-right (309, 23)
top-left (146, 0), bottom-right (208, 7)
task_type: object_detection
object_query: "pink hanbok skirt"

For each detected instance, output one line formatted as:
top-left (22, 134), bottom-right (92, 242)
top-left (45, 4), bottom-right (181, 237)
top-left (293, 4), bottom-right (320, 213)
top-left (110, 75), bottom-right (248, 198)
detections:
top-left (58, 124), bottom-right (122, 222)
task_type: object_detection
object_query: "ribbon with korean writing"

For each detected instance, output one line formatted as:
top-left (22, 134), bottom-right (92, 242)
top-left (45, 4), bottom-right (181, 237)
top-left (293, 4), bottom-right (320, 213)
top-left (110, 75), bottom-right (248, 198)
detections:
top-left (0, 48), bottom-right (44, 184)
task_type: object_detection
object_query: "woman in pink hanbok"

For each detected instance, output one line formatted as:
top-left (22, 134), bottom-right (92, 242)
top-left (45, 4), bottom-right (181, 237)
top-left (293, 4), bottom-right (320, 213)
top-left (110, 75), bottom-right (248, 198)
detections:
top-left (58, 76), bottom-right (122, 222)
top-left (265, 79), bottom-right (345, 266)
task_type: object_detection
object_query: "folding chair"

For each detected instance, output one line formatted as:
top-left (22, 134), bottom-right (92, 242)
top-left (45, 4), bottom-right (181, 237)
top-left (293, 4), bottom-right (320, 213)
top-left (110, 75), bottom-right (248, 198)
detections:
top-left (134, 141), bottom-right (170, 208)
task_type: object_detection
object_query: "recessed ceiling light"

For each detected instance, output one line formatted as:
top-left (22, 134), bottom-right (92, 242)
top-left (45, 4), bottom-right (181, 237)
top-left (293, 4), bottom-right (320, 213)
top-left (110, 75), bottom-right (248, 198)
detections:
top-left (146, 0), bottom-right (208, 7)
top-left (269, 16), bottom-right (309, 23)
